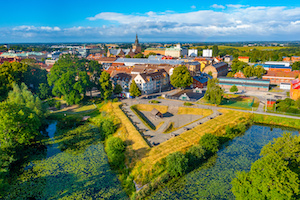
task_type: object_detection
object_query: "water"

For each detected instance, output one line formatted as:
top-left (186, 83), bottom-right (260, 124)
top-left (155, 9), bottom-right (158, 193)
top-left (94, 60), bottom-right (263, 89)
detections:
top-left (8, 122), bottom-right (128, 199)
top-left (150, 125), bottom-right (299, 200)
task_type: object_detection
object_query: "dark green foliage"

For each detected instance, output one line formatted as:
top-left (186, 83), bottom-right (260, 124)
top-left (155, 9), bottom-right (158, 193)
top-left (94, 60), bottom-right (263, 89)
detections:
top-left (99, 71), bottom-right (113, 100)
top-left (232, 133), bottom-right (300, 200)
top-left (204, 78), bottom-right (224, 105)
top-left (134, 53), bottom-right (144, 58)
top-left (55, 101), bottom-right (61, 110)
top-left (149, 100), bottom-right (160, 104)
top-left (0, 61), bottom-right (28, 100)
top-left (105, 137), bottom-right (126, 169)
top-left (129, 80), bottom-right (141, 97)
top-left (114, 84), bottom-right (123, 94)
top-left (231, 59), bottom-right (249, 74)
top-left (48, 54), bottom-right (100, 105)
top-left (254, 65), bottom-right (266, 78)
top-left (184, 102), bottom-right (193, 106)
top-left (170, 66), bottom-right (193, 88)
top-left (212, 45), bottom-right (219, 57)
top-left (292, 61), bottom-right (300, 71)
top-left (296, 98), bottom-right (300, 109)
top-left (199, 133), bottom-right (220, 155)
top-left (38, 83), bottom-right (51, 100)
top-left (186, 145), bottom-right (206, 169)
top-left (166, 151), bottom-right (188, 177)
top-left (243, 65), bottom-right (254, 77)
top-left (230, 85), bottom-right (238, 93)
top-left (274, 98), bottom-right (300, 114)
top-left (227, 72), bottom-right (234, 77)
top-left (112, 98), bottom-right (119, 102)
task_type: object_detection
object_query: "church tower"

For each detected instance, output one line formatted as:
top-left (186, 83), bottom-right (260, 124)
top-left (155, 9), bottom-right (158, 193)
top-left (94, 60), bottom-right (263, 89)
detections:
top-left (132, 34), bottom-right (141, 53)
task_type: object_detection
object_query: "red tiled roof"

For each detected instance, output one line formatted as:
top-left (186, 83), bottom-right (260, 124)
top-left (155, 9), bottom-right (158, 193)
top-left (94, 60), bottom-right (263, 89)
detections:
top-left (263, 70), bottom-right (300, 78)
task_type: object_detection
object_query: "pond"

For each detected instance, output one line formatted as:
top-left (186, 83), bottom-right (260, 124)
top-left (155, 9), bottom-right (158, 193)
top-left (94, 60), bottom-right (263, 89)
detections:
top-left (7, 122), bottom-right (128, 200)
top-left (150, 125), bottom-right (299, 200)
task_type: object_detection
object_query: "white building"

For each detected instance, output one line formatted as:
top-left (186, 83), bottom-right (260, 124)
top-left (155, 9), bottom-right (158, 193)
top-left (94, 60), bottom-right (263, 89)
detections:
top-left (264, 61), bottom-right (290, 67)
top-left (188, 49), bottom-right (198, 57)
top-left (203, 49), bottom-right (212, 57)
top-left (280, 83), bottom-right (291, 90)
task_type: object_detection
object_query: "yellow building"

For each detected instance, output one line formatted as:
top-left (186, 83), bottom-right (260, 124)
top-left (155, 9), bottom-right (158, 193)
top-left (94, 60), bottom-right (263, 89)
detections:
top-left (238, 56), bottom-right (250, 63)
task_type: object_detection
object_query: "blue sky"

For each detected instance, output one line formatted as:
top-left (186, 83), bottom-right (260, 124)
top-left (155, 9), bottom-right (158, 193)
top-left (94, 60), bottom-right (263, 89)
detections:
top-left (1, 0), bottom-right (300, 43)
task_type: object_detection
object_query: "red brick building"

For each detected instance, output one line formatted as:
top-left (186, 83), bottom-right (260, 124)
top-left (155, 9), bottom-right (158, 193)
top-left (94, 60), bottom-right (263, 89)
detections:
top-left (262, 71), bottom-right (300, 85)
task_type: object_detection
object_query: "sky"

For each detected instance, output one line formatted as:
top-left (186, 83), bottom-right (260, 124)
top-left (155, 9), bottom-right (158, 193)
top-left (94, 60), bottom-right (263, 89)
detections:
top-left (1, 0), bottom-right (300, 43)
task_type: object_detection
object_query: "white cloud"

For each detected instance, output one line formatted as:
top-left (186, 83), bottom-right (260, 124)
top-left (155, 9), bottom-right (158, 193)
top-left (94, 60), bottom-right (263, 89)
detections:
top-left (226, 4), bottom-right (249, 9)
top-left (211, 4), bottom-right (225, 9)
top-left (2, 6), bottom-right (300, 42)
top-left (191, 5), bottom-right (196, 9)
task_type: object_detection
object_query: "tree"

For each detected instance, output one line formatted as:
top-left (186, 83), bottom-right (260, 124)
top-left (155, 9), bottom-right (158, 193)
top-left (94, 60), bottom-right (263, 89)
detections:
top-left (113, 84), bottom-right (123, 95)
top-left (208, 71), bottom-right (213, 77)
top-left (227, 72), bottom-right (234, 77)
top-left (232, 133), bottom-right (300, 200)
top-left (170, 66), bottom-right (193, 88)
top-left (186, 145), bottom-right (206, 168)
top-left (254, 65), bottom-right (266, 78)
top-left (105, 137), bottom-right (125, 168)
top-left (0, 61), bottom-right (28, 100)
top-left (47, 54), bottom-right (91, 105)
top-left (99, 71), bottom-right (113, 100)
top-left (230, 85), bottom-right (238, 93)
top-left (7, 83), bottom-right (45, 119)
top-left (243, 66), bottom-right (254, 78)
top-left (133, 53), bottom-right (144, 58)
top-left (129, 80), bottom-right (141, 97)
top-left (166, 151), bottom-right (188, 177)
top-left (212, 45), bottom-right (219, 57)
top-left (231, 59), bottom-right (249, 74)
top-left (292, 61), bottom-right (300, 71)
top-left (199, 133), bottom-right (220, 155)
top-left (125, 55), bottom-right (131, 58)
top-left (38, 83), bottom-right (51, 100)
top-left (0, 102), bottom-right (41, 148)
top-left (204, 78), bottom-right (224, 105)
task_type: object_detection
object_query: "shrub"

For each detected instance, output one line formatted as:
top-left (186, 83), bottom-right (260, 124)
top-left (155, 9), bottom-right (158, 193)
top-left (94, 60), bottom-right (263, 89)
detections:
top-left (199, 133), bottom-right (220, 155)
top-left (166, 151), bottom-right (188, 177)
top-left (55, 101), bottom-right (61, 110)
top-left (149, 100), bottom-right (160, 104)
top-left (105, 137), bottom-right (125, 169)
top-left (112, 98), bottom-right (119, 102)
top-left (186, 145), bottom-right (206, 168)
top-left (184, 102), bottom-right (193, 106)
top-left (101, 119), bottom-right (117, 138)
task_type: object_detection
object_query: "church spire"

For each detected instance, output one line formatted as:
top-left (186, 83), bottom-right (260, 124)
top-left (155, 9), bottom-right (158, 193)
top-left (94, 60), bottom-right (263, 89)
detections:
top-left (135, 33), bottom-right (139, 45)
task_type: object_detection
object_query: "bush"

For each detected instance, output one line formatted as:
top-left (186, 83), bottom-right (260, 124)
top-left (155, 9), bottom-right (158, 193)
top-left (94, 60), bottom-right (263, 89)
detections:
top-left (184, 102), bottom-right (193, 106)
top-left (105, 137), bottom-right (125, 169)
top-left (186, 145), bottom-right (206, 169)
top-left (112, 98), bottom-right (119, 102)
top-left (149, 100), bottom-right (160, 104)
top-left (47, 98), bottom-right (56, 107)
top-left (55, 101), bottom-right (61, 110)
top-left (199, 133), bottom-right (220, 155)
top-left (166, 151), bottom-right (188, 177)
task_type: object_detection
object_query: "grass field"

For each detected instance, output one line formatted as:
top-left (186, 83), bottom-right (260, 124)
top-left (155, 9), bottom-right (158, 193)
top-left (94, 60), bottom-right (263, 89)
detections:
top-left (253, 114), bottom-right (300, 129)
top-left (177, 107), bottom-right (213, 116)
top-left (131, 109), bottom-right (252, 184)
top-left (134, 104), bottom-right (168, 113)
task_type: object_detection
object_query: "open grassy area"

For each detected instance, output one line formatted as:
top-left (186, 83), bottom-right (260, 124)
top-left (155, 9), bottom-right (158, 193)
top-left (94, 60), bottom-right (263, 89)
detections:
top-left (134, 104), bottom-right (168, 113)
top-left (193, 45), bottom-right (289, 52)
top-left (253, 114), bottom-right (300, 129)
top-left (177, 107), bottom-right (213, 116)
top-left (131, 109), bottom-right (252, 184)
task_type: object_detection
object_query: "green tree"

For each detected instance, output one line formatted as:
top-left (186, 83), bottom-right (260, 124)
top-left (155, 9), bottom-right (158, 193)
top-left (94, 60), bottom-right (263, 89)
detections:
top-left (0, 61), bottom-right (28, 100)
top-left (243, 65), bottom-right (254, 78)
top-left (292, 61), bottom-right (300, 71)
top-left (129, 80), bottom-right (141, 97)
top-left (7, 83), bottom-right (45, 118)
top-left (186, 145), bottom-right (206, 168)
top-left (113, 84), bottom-right (123, 94)
top-left (125, 55), bottom-right (131, 58)
top-left (105, 137), bottom-right (125, 169)
top-left (133, 53), bottom-right (144, 58)
top-left (170, 66), bottom-right (193, 88)
top-left (232, 133), bottom-right (300, 200)
top-left (204, 78), bottom-right (224, 105)
top-left (231, 59), bottom-right (249, 74)
top-left (212, 45), bottom-right (219, 57)
top-left (230, 85), bottom-right (238, 93)
top-left (99, 71), bottom-right (113, 100)
top-left (48, 54), bottom-right (91, 105)
top-left (254, 65), bottom-right (266, 78)
top-left (166, 151), bottom-right (188, 177)
top-left (199, 133), bottom-right (220, 155)
top-left (227, 72), bottom-right (234, 77)
top-left (208, 71), bottom-right (213, 77)
top-left (38, 83), bottom-right (51, 100)
top-left (0, 102), bottom-right (41, 148)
